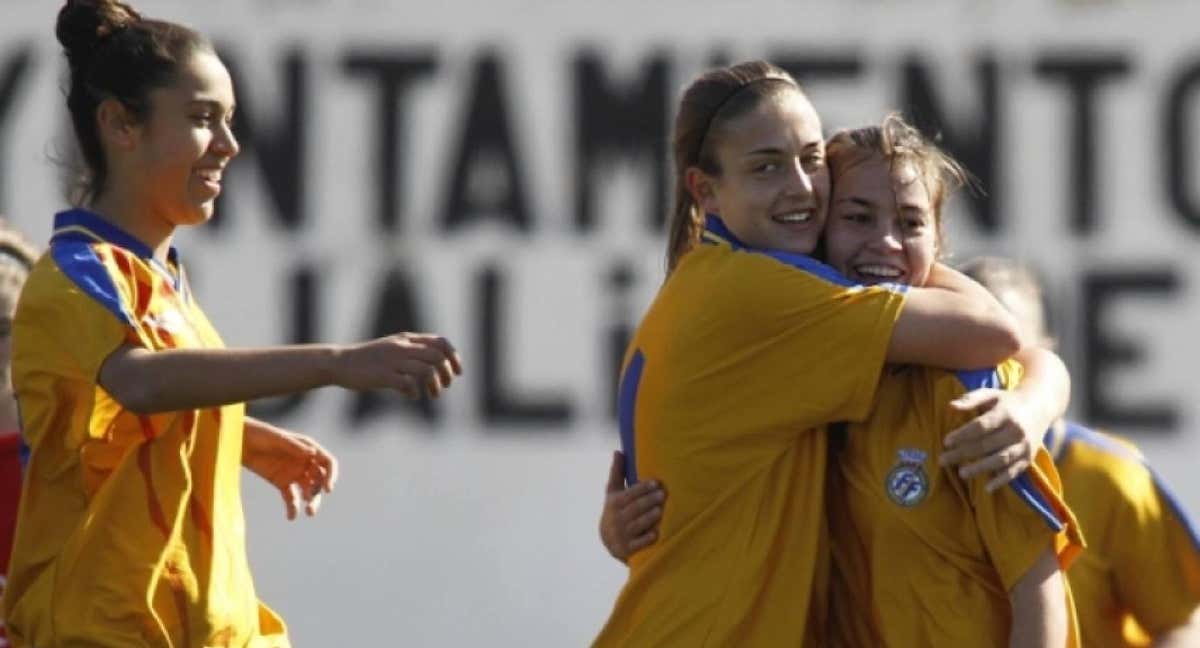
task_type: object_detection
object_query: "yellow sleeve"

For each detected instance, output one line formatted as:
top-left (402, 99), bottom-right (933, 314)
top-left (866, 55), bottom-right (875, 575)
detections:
top-left (949, 361), bottom-right (1084, 590)
top-left (16, 245), bottom-right (148, 382)
top-left (1109, 462), bottom-right (1200, 633)
top-left (697, 250), bottom-right (907, 427)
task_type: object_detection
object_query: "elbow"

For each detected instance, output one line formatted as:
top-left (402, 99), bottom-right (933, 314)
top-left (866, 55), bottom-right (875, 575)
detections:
top-left (107, 379), bottom-right (160, 414)
top-left (973, 308), bottom-right (1023, 366)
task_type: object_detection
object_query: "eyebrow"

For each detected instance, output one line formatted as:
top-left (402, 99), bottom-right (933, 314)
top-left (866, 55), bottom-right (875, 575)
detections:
top-left (188, 99), bottom-right (236, 114)
top-left (743, 141), bottom-right (822, 158)
top-left (834, 196), bottom-right (876, 208)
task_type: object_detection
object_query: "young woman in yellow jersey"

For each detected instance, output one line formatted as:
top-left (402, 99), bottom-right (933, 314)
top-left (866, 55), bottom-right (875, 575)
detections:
top-left (593, 61), bottom-right (1063, 646)
top-left (962, 257), bottom-right (1200, 648)
top-left (4, 2), bottom-right (462, 646)
top-left (598, 112), bottom-right (1081, 647)
top-left (818, 118), bottom-right (1081, 647)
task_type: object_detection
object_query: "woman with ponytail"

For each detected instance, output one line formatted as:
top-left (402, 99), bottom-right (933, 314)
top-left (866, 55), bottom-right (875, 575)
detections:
top-left (4, 3), bottom-right (463, 646)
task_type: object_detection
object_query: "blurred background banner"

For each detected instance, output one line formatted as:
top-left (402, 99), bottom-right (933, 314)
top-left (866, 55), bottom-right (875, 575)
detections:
top-left (3, 0), bottom-right (1199, 644)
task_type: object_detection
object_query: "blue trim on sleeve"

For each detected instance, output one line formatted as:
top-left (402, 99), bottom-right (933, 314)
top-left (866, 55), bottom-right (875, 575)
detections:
top-left (1008, 473), bottom-right (1066, 532)
top-left (17, 437), bottom-right (30, 471)
top-left (617, 350), bottom-right (646, 486)
top-left (50, 241), bottom-right (136, 326)
top-left (1061, 421), bottom-right (1200, 552)
top-left (701, 214), bottom-right (908, 294)
top-left (954, 367), bottom-right (1003, 392)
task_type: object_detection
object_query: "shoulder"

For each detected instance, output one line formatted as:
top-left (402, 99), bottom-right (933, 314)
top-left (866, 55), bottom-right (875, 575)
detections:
top-left (27, 239), bottom-right (139, 326)
top-left (1058, 423), bottom-right (1152, 492)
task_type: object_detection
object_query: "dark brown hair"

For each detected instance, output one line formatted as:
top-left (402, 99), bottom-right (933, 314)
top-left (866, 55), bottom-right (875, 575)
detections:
top-left (56, 0), bottom-right (214, 204)
top-left (825, 113), bottom-right (974, 251)
top-left (665, 61), bottom-right (805, 271)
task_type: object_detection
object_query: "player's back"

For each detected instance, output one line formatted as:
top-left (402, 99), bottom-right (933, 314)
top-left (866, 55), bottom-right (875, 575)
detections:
top-left (596, 219), bottom-right (906, 647)
top-left (1048, 422), bottom-right (1200, 647)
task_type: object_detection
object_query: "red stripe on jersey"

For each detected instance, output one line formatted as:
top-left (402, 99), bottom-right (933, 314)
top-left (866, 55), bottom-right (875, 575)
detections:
top-left (136, 443), bottom-right (171, 538)
top-left (138, 415), bottom-right (157, 442)
top-left (163, 561), bottom-right (194, 648)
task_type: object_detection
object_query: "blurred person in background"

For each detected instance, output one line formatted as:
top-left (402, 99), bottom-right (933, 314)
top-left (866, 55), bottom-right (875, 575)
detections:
top-left (3, 2), bottom-right (463, 646)
top-left (962, 256), bottom-right (1200, 648)
top-left (0, 222), bottom-right (37, 648)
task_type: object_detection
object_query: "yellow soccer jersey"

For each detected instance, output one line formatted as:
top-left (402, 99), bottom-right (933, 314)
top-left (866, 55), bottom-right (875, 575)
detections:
top-left (594, 215), bottom-right (907, 647)
top-left (828, 361), bottom-right (1085, 648)
top-left (3, 209), bottom-right (288, 648)
top-left (1045, 422), bottom-right (1200, 647)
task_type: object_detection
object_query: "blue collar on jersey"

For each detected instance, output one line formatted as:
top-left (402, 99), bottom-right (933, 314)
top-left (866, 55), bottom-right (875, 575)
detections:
top-left (699, 213), bottom-right (908, 293)
top-left (51, 208), bottom-right (186, 294)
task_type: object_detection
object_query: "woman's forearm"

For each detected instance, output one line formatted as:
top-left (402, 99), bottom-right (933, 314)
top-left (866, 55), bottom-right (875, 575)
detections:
top-left (1009, 546), bottom-right (1069, 648)
top-left (1011, 346), bottom-right (1071, 436)
top-left (99, 344), bottom-right (341, 414)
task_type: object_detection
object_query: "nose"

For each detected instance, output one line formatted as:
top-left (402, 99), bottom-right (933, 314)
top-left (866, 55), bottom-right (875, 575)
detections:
top-left (212, 120), bottom-right (240, 159)
top-left (785, 158), bottom-right (815, 198)
top-left (869, 220), bottom-right (903, 253)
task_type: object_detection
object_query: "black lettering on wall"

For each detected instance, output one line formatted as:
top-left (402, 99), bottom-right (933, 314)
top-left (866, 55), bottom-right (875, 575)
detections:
top-left (440, 52), bottom-right (532, 232)
top-left (217, 48), bottom-right (309, 232)
top-left (351, 267), bottom-right (437, 425)
top-left (1081, 269), bottom-right (1179, 432)
top-left (0, 44), bottom-right (33, 213)
top-left (342, 50), bottom-right (438, 232)
top-left (1164, 57), bottom-right (1200, 232)
top-left (1034, 54), bottom-right (1133, 234)
top-left (899, 53), bottom-right (1001, 233)
top-left (250, 265), bottom-right (319, 419)
top-left (573, 50), bottom-right (669, 232)
top-left (478, 265), bottom-right (571, 426)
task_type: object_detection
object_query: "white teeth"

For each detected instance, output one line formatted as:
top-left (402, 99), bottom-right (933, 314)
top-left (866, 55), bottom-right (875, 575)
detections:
top-left (773, 211), bottom-right (812, 224)
top-left (856, 265), bottom-right (902, 278)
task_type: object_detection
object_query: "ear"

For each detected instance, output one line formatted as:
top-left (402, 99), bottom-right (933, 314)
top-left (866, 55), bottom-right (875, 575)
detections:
top-left (95, 99), bottom-right (142, 152)
top-left (685, 166), bottom-right (720, 215)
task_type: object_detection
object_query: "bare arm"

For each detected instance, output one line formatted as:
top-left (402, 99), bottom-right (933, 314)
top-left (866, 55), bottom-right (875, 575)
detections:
top-left (242, 416), bottom-right (338, 520)
top-left (888, 263), bottom-right (1023, 369)
top-left (940, 347), bottom-right (1071, 491)
top-left (1008, 545), bottom-right (1070, 648)
top-left (1153, 608), bottom-right (1200, 647)
top-left (98, 333), bottom-right (462, 414)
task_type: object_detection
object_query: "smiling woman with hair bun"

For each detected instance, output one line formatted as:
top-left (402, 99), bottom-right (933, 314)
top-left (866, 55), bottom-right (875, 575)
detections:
top-left (3, 2), bottom-right (464, 646)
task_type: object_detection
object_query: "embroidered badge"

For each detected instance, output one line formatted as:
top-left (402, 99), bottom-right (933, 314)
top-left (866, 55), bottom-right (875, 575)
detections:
top-left (885, 448), bottom-right (929, 507)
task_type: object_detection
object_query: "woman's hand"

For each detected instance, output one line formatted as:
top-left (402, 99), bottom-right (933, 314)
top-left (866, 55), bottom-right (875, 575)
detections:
top-left (940, 347), bottom-right (1069, 493)
top-left (600, 451), bottom-right (665, 563)
top-left (332, 333), bottom-right (463, 399)
top-left (940, 388), bottom-right (1041, 492)
top-left (243, 418), bottom-right (338, 520)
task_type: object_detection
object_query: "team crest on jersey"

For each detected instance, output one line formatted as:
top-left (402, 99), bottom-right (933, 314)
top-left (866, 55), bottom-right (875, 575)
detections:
top-left (885, 448), bottom-right (929, 507)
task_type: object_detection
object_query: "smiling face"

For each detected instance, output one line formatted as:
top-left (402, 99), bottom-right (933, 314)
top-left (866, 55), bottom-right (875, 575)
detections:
top-left (131, 50), bottom-right (239, 227)
top-left (692, 90), bottom-right (828, 255)
top-left (824, 153), bottom-right (939, 287)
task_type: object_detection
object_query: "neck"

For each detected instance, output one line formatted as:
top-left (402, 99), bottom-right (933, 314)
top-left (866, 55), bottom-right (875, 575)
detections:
top-left (89, 191), bottom-right (176, 263)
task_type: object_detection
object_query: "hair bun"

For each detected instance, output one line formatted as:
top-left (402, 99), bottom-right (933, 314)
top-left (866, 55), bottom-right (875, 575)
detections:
top-left (55, 0), bottom-right (142, 66)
